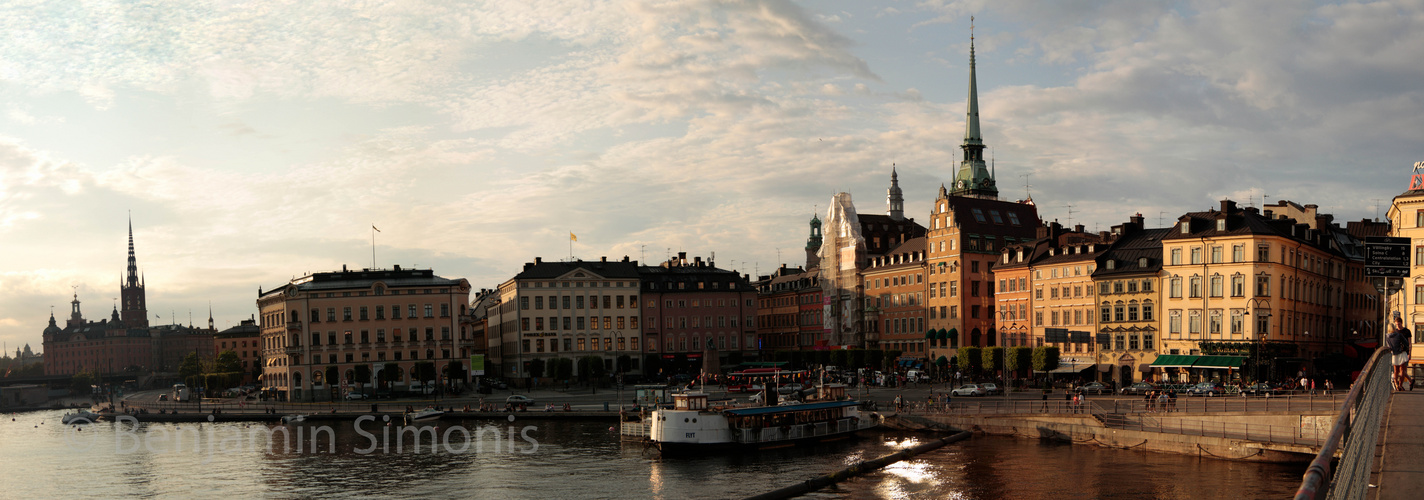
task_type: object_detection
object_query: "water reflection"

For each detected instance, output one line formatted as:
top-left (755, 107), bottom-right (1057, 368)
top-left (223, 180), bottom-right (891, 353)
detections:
top-left (0, 410), bottom-right (1304, 499)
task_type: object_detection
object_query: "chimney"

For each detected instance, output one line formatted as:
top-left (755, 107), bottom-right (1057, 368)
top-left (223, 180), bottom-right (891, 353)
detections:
top-left (601, 256), bottom-right (607, 262)
top-left (535, 257), bottom-right (542, 264)
top-left (1130, 213), bottom-right (1145, 228)
top-left (393, 264), bottom-right (401, 271)
top-left (1264, 209), bottom-right (1273, 219)
top-left (1074, 224), bottom-right (1085, 234)
top-left (1220, 199), bottom-right (1237, 213)
top-left (342, 264), bottom-right (347, 272)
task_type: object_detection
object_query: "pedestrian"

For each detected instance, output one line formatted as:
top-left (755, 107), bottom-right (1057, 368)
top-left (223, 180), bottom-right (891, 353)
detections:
top-left (1168, 389), bottom-right (1178, 412)
top-left (1300, 376), bottom-right (1309, 395)
top-left (1310, 378), bottom-right (1316, 396)
top-left (1389, 312), bottom-right (1413, 391)
top-left (1145, 390), bottom-right (1154, 412)
top-left (1325, 379), bottom-right (1333, 395)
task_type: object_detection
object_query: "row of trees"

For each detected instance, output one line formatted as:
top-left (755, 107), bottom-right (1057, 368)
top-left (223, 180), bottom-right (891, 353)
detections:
top-left (767, 349), bottom-right (905, 371)
top-left (954, 346), bottom-right (1060, 378)
top-left (178, 351), bottom-right (245, 392)
top-left (527, 355), bottom-right (622, 382)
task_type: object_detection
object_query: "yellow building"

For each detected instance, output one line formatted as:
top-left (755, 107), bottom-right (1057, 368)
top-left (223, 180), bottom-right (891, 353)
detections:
top-left (1160, 199), bottom-right (1348, 382)
top-left (1092, 215), bottom-right (1166, 385)
top-left (1386, 163), bottom-right (1424, 378)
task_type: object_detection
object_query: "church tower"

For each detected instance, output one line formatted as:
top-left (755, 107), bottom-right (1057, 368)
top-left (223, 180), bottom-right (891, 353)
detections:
top-left (805, 214), bottom-right (823, 270)
top-left (948, 19), bottom-right (998, 200)
top-left (120, 216), bottom-right (149, 328)
top-left (887, 166), bottom-right (905, 221)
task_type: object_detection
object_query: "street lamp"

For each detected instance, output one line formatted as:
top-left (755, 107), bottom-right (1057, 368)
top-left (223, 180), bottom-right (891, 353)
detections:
top-left (1244, 297), bottom-right (1271, 382)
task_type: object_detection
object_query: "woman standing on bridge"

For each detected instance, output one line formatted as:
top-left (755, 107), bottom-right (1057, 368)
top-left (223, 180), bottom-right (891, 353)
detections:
top-left (1390, 313), bottom-right (1412, 391)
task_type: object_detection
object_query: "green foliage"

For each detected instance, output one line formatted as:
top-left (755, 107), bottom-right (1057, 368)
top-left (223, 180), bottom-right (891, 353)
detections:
top-left (1032, 346), bottom-right (1060, 373)
top-left (830, 350), bottom-right (850, 367)
top-left (578, 356), bottom-right (607, 381)
top-left (381, 363), bottom-right (402, 385)
top-left (982, 347), bottom-right (1004, 372)
top-left (352, 364), bottom-right (372, 387)
top-left (325, 366), bottom-right (339, 387)
top-left (413, 361), bottom-right (436, 384)
top-left (616, 355), bottom-right (631, 373)
top-left (643, 355), bottom-right (662, 376)
top-left (1006, 347), bottom-right (1033, 373)
top-left (550, 358), bottom-right (575, 380)
top-left (883, 350), bottom-right (903, 370)
top-left (178, 353), bottom-right (201, 381)
top-left (959, 346), bottom-right (982, 373)
top-left (70, 370), bottom-right (95, 395)
top-left (848, 349), bottom-right (866, 368)
top-left (215, 350), bottom-right (242, 374)
top-left (528, 358), bottom-right (546, 378)
top-left (867, 349), bottom-right (885, 370)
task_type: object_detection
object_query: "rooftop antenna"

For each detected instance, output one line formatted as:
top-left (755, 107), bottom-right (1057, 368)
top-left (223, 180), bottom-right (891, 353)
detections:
top-left (1020, 172), bottom-right (1032, 201)
top-left (640, 245), bottom-right (646, 263)
top-left (1159, 211), bottom-right (1167, 227)
top-left (777, 248), bottom-right (782, 265)
top-left (1064, 204), bottom-right (1076, 226)
top-left (1374, 198), bottom-right (1383, 222)
top-left (991, 149), bottom-right (995, 178)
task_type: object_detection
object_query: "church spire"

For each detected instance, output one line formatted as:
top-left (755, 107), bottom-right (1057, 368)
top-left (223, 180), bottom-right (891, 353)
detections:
top-left (887, 165), bottom-right (905, 221)
top-left (126, 214), bottom-right (139, 287)
top-left (949, 16), bottom-right (998, 200)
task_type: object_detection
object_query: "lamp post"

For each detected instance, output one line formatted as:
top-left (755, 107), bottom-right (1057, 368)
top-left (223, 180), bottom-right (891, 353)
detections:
top-left (1244, 297), bottom-right (1271, 382)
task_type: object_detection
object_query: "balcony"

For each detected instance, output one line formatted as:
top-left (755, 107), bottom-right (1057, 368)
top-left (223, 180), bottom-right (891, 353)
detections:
top-left (286, 320), bottom-right (302, 331)
top-left (285, 345), bottom-right (304, 355)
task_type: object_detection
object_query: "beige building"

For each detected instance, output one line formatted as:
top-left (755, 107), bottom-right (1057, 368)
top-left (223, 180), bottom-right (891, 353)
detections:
top-left (1091, 215), bottom-right (1166, 385)
top-left (258, 266), bottom-right (472, 401)
top-left (1160, 200), bottom-right (1349, 382)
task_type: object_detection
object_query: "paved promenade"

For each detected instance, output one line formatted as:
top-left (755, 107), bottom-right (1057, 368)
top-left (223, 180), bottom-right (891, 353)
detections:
top-left (1374, 390), bottom-right (1424, 499)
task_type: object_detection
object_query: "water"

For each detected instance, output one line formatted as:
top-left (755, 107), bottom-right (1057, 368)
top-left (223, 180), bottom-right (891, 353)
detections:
top-left (0, 410), bottom-right (1304, 499)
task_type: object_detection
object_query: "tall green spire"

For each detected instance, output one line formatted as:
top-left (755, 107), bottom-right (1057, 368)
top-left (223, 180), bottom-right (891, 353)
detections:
top-left (950, 16), bottom-right (997, 200)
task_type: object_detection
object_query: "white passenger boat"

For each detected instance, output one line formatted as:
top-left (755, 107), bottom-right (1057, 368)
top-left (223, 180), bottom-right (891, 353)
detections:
top-left (647, 384), bottom-right (881, 454)
top-left (280, 414), bottom-right (307, 424)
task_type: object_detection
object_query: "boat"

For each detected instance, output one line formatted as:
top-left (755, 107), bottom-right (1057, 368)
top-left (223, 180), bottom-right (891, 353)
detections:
top-left (62, 410), bottom-right (101, 424)
top-left (405, 408), bottom-right (445, 424)
top-left (645, 384), bottom-right (881, 454)
top-left (280, 414), bottom-right (307, 424)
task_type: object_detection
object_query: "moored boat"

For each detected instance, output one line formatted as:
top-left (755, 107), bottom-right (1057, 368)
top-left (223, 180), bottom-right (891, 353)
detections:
top-left (62, 410), bottom-right (100, 424)
top-left (646, 384), bottom-right (881, 454)
top-left (280, 414), bottom-right (307, 424)
top-left (405, 408), bottom-right (445, 424)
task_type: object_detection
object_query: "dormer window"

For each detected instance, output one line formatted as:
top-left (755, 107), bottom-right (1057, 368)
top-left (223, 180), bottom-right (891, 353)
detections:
top-left (1216, 219), bottom-right (1227, 231)
top-left (1138, 257), bottom-right (1149, 267)
top-left (1180, 223), bottom-right (1190, 234)
top-left (1106, 260), bottom-right (1115, 270)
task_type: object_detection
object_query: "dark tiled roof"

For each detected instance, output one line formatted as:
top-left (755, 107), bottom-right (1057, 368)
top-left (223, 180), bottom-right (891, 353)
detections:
top-left (948, 197), bottom-right (1040, 239)
top-left (1094, 228), bottom-right (1169, 278)
top-left (514, 260), bottom-right (640, 280)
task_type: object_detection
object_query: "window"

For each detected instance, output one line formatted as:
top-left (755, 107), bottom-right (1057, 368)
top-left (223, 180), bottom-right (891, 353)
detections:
top-left (408, 304), bottom-right (417, 318)
top-left (1190, 247), bottom-right (1202, 264)
top-left (1189, 310), bottom-right (1202, 334)
top-left (440, 303), bottom-right (450, 317)
top-left (1114, 302), bottom-right (1125, 322)
top-left (1232, 245), bottom-right (1244, 263)
top-left (1128, 302), bottom-right (1139, 322)
top-left (1210, 275), bottom-right (1223, 297)
top-left (1169, 310), bottom-right (1182, 333)
top-left (1209, 309), bottom-right (1222, 334)
top-left (327, 308), bottom-right (336, 322)
top-left (424, 304), bottom-right (433, 318)
top-left (1231, 310), bottom-right (1244, 334)
top-left (1170, 277), bottom-right (1182, 298)
top-left (1256, 275), bottom-right (1271, 296)
top-left (1211, 246), bottom-right (1222, 263)
top-left (1189, 276), bottom-right (1202, 298)
top-left (1116, 334), bottom-right (1126, 350)
top-left (1258, 245), bottom-right (1270, 262)
top-left (1170, 248), bottom-right (1181, 266)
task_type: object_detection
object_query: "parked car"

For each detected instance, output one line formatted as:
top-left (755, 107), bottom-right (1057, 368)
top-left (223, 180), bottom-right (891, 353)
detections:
top-left (506, 395), bottom-right (536, 405)
top-left (158, 394), bottom-right (168, 401)
top-left (1244, 383), bottom-right (1279, 396)
top-left (1120, 382), bottom-right (1157, 395)
top-left (979, 383), bottom-right (1003, 395)
top-left (727, 384), bottom-right (763, 393)
top-left (487, 379), bottom-right (509, 390)
top-left (1186, 382), bottom-right (1225, 397)
top-left (951, 384), bottom-right (986, 397)
top-left (1076, 382), bottom-right (1110, 395)
top-left (344, 392), bottom-right (368, 400)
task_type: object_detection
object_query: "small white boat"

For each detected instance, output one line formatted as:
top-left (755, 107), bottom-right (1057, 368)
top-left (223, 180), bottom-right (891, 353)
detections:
top-left (62, 410), bottom-right (100, 424)
top-left (405, 409), bottom-right (445, 424)
top-left (280, 414), bottom-right (307, 424)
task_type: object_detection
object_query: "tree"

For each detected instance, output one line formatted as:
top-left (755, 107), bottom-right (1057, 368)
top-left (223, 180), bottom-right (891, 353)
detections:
top-left (178, 352), bottom-right (201, 386)
top-left (354, 364), bottom-right (372, 394)
top-left (959, 346), bottom-right (983, 375)
top-left (983, 347), bottom-right (1004, 374)
top-left (1032, 346), bottom-right (1061, 373)
top-left (1006, 347), bottom-right (1033, 377)
top-left (70, 370), bottom-right (95, 395)
top-left (413, 361), bottom-right (436, 392)
top-left (616, 355), bottom-right (632, 374)
top-left (830, 349), bottom-right (850, 367)
top-left (528, 358), bottom-right (546, 379)
top-left (848, 349), bottom-right (866, 369)
top-left (325, 366), bottom-right (340, 389)
top-left (552, 358), bottom-right (574, 380)
top-left (643, 355), bottom-right (662, 379)
top-left (381, 363), bottom-right (403, 395)
top-left (883, 350), bottom-right (903, 372)
top-left (867, 349), bottom-right (885, 370)
top-left (578, 355), bottom-right (607, 382)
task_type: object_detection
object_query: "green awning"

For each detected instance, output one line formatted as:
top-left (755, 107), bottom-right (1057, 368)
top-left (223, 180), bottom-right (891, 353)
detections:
top-left (1193, 356), bottom-right (1246, 369)
top-left (925, 329), bottom-right (936, 339)
top-left (1150, 355), bottom-right (1199, 368)
top-left (945, 328), bottom-right (957, 339)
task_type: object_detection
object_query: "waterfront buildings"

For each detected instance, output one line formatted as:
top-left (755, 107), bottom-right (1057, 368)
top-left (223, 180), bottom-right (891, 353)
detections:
top-left (214, 317), bottom-right (262, 385)
top-left (1091, 215), bottom-right (1168, 385)
top-left (42, 220), bottom-right (215, 376)
top-left (257, 266), bottom-right (472, 401)
top-left (1160, 199), bottom-right (1352, 381)
top-left (639, 254), bottom-right (759, 375)
top-left (756, 265), bottom-right (812, 350)
top-left (862, 237), bottom-right (928, 357)
top-left (923, 32), bottom-right (1041, 367)
top-left (487, 257), bottom-right (642, 381)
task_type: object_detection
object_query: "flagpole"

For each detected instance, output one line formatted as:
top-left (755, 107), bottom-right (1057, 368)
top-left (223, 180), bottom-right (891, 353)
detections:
top-left (372, 225), bottom-right (376, 269)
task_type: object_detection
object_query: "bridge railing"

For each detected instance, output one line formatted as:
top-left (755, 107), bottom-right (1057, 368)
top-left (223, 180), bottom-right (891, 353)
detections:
top-left (1295, 348), bottom-right (1392, 500)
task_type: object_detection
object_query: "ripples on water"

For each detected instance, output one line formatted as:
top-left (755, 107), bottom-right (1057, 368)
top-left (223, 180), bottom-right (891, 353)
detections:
top-left (0, 410), bottom-right (1303, 499)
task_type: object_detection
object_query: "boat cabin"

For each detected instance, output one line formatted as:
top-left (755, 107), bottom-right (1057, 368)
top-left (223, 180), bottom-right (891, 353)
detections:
top-left (673, 392), bottom-right (709, 411)
top-left (816, 384), bottom-right (847, 401)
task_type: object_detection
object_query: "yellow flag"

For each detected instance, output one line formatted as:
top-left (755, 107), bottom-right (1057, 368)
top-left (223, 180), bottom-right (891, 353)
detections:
top-left (570, 232), bottom-right (577, 242)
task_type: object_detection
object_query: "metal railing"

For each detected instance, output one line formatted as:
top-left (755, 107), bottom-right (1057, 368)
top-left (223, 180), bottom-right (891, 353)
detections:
top-left (894, 395), bottom-right (1341, 416)
top-left (731, 417), bottom-right (861, 444)
top-left (1096, 412), bottom-right (1325, 447)
top-left (1295, 348), bottom-right (1392, 500)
